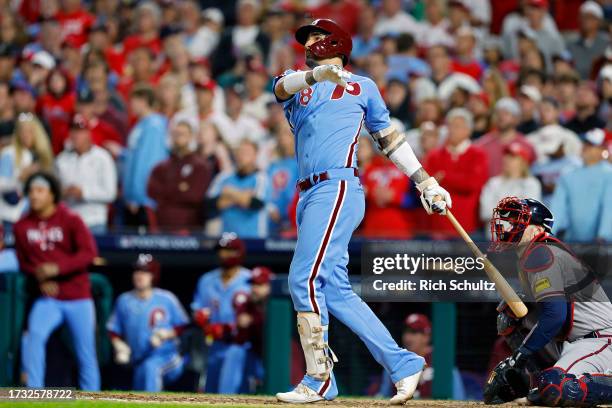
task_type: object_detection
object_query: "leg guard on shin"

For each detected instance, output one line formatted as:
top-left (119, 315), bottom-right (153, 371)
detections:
top-left (535, 367), bottom-right (566, 406)
top-left (297, 312), bottom-right (338, 381)
top-left (562, 373), bottom-right (612, 407)
top-left (536, 368), bottom-right (612, 407)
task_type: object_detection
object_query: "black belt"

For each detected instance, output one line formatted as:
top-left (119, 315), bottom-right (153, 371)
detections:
top-left (297, 168), bottom-right (359, 192)
top-left (582, 330), bottom-right (612, 340)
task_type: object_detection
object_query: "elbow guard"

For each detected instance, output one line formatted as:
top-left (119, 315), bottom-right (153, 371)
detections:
top-left (371, 127), bottom-right (422, 177)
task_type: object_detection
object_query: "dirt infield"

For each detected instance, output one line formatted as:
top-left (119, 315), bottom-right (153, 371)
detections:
top-left (77, 391), bottom-right (612, 408)
top-left (79, 391), bottom-right (516, 407)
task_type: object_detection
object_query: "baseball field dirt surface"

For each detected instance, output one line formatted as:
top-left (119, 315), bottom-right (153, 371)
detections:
top-left (2, 391), bottom-right (610, 408)
top-left (0, 391), bottom-right (570, 408)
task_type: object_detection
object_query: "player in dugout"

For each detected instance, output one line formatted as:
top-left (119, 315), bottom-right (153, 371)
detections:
top-left (191, 232), bottom-right (252, 394)
top-left (232, 266), bottom-right (273, 392)
top-left (106, 253), bottom-right (189, 392)
top-left (14, 171), bottom-right (100, 390)
top-left (376, 314), bottom-right (465, 400)
top-left (485, 196), bottom-right (612, 406)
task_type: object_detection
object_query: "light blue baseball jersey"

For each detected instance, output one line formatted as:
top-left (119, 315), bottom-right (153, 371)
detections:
top-left (191, 267), bottom-right (251, 324)
top-left (273, 69), bottom-right (392, 179)
top-left (107, 288), bottom-right (189, 362)
top-left (207, 171), bottom-right (269, 238)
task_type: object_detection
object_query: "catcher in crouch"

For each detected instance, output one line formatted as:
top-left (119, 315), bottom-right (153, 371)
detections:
top-left (484, 196), bottom-right (612, 407)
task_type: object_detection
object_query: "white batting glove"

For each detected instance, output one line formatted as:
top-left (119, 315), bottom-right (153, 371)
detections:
top-left (111, 338), bottom-right (131, 364)
top-left (312, 65), bottom-right (352, 90)
top-left (416, 177), bottom-right (452, 215)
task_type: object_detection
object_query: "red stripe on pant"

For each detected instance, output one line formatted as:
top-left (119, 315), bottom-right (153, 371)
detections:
top-left (318, 376), bottom-right (331, 397)
top-left (307, 181), bottom-right (347, 314)
top-left (566, 339), bottom-right (611, 372)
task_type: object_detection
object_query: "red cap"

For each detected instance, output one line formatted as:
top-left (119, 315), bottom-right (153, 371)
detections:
top-left (250, 266), bottom-right (273, 285)
top-left (404, 313), bottom-right (431, 334)
top-left (503, 142), bottom-right (531, 163)
top-left (133, 253), bottom-right (161, 283)
top-left (526, 0), bottom-right (549, 9)
top-left (194, 78), bottom-right (216, 92)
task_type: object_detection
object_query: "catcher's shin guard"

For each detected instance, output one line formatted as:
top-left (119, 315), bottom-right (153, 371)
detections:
top-left (297, 312), bottom-right (338, 381)
top-left (535, 367), bottom-right (565, 406)
top-left (535, 368), bottom-right (612, 407)
top-left (565, 373), bottom-right (612, 407)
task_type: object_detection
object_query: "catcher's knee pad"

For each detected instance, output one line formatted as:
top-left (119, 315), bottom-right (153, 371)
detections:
top-left (297, 312), bottom-right (337, 381)
top-left (536, 367), bottom-right (566, 406)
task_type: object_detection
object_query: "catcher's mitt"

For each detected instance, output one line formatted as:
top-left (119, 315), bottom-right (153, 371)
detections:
top-left (483, 357), bottom-right (530, 404)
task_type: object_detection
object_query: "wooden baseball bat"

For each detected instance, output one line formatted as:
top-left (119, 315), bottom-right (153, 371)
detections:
top-left (445, 210), bottom-right (528, 318)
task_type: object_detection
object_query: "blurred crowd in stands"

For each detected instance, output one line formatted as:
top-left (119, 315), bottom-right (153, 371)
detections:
top-left (0, 0), bottom-right (611, 242)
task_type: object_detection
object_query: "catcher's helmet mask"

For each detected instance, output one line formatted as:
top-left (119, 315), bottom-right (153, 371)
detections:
top-left (490, 197), bottom-right (554, 252)
top-left (295, 19), bottom-right (352, 67)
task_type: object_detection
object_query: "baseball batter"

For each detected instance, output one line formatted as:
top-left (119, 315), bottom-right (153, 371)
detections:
top-left (272, 19), bottom-right (452, 404)
top-left (106, 254), bottom-right (189, 392)
top-left (485, 197), bottom-right (612, 406)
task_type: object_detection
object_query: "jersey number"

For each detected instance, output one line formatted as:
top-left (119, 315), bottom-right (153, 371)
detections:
top-left (331, 82), bottom-right (361, 100)
top-left (299, 88), bottom-right (313, 105)
top-left (298, 82), bottom-right (362, 106)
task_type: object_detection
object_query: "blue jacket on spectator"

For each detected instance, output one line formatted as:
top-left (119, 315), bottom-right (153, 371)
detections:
top-left (122, 113), bottom-right (169, 207)
top-left (551, 161), bottom-right (612, 242)
top-left (267, 157), bottom-right (298, 234)
top-left (208, 170), bottom-right (269, 239)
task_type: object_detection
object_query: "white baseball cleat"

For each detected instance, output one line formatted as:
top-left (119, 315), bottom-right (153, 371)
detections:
top-left (276, 383), bottom-right (324, 404)
top-left (389, 370), bottom-right (423, 405)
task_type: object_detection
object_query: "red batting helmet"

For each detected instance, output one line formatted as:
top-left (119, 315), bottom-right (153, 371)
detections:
top-left (133, 253), bottom-right (161, 283)
top-left (250, 266), bottom-right (273, 285)
top-left (216, 232), bottom-right (246, 268)
top-left (404, 313), bottom-right (431, 334)
top-left (295, 19), bottom-right (352, 65)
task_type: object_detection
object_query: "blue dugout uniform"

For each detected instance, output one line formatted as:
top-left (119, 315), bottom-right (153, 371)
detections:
top-left (107, 288), bottom-right (189, 391)
top-left (191, 267), bottom-right (253, 393)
